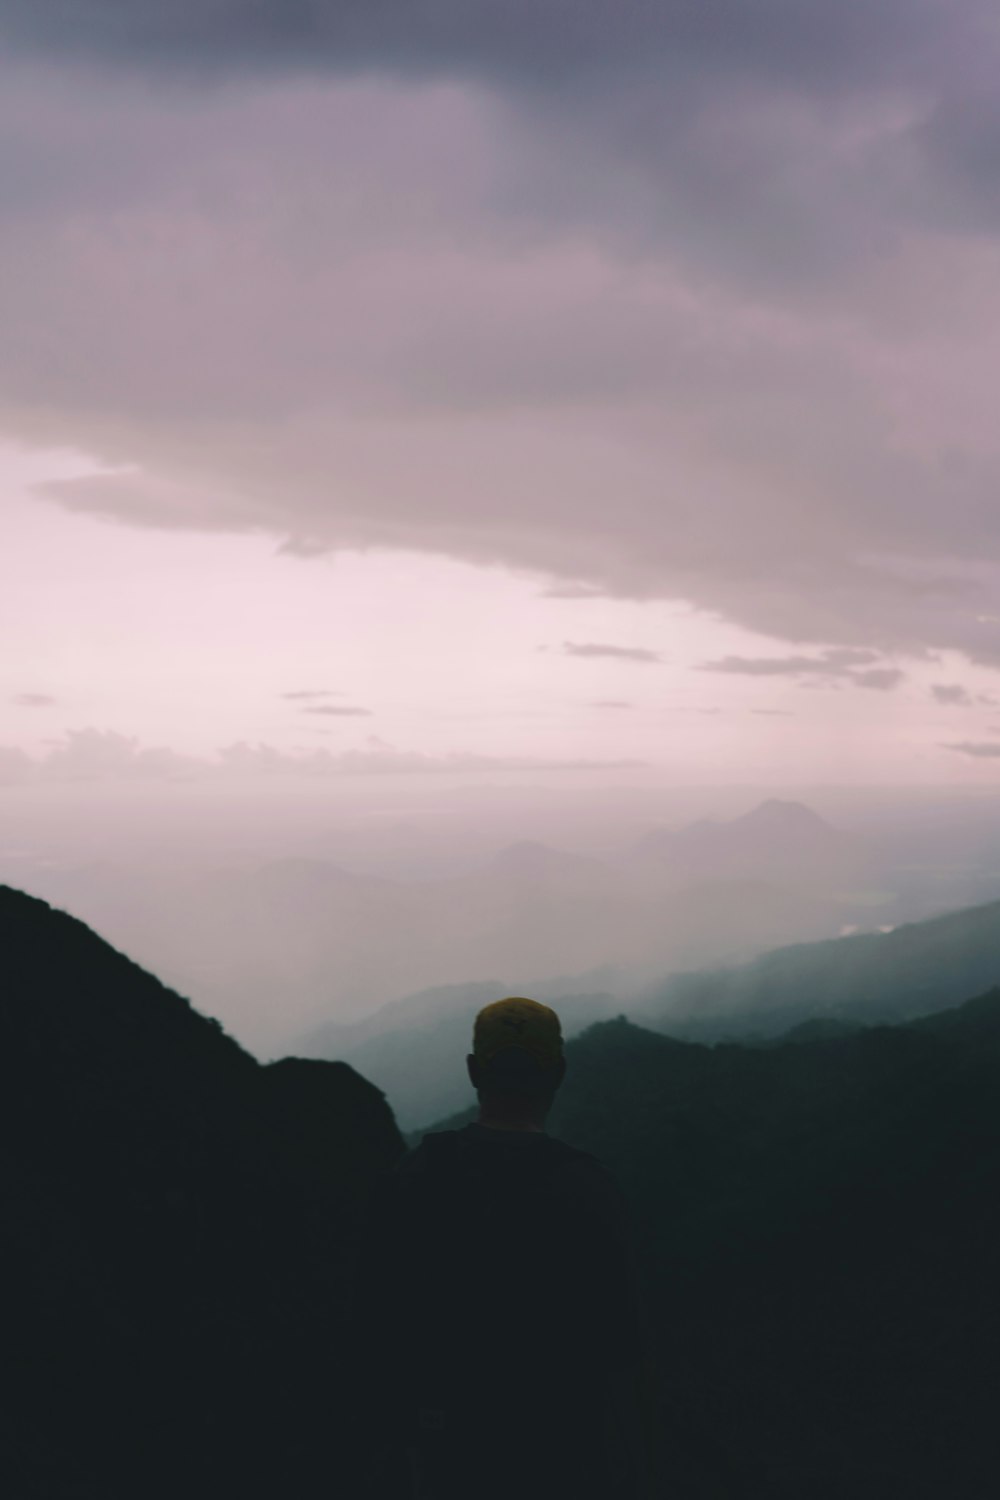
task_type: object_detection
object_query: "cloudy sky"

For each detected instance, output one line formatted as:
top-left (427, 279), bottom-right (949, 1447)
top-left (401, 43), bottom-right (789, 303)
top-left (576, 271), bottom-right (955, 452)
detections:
top-left (4, 0), bottom-right (1000, 784)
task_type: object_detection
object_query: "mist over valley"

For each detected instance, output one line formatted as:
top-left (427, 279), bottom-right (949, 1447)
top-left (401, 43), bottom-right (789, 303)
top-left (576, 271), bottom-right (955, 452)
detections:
top-left (6, 778), bottom-right (1000, 1098)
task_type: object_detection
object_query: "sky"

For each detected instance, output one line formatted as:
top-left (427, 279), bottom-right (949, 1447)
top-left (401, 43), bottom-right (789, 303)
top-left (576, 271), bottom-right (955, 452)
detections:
top-left (4, 1), bottom-right (1000, 787)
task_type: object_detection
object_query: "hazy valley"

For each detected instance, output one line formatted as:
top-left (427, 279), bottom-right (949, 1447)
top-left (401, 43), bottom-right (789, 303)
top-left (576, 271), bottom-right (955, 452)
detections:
top-left (6, 784), bottom-right (1000, 1066)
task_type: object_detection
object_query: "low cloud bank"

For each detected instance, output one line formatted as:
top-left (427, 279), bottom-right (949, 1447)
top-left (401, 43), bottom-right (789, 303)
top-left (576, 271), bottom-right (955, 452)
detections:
top-left (0, 728), bottom-right (643, 784)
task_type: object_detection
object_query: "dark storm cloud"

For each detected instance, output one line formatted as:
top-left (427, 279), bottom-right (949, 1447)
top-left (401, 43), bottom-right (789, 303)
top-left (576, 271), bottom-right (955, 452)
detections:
top-left (0, 0), bottom-right (948, 91)
top-left (563, 643), bottom-right (661, 664)
top-left (12, 692), bottom-right (56, 706)
top-left (946, 741), bottom-right (1000, 759)
top-left (4, 0), bottom-right (1000, 677)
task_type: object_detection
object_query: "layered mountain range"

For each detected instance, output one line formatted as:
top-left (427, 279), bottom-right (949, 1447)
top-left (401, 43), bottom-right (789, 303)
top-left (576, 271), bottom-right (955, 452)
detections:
top-left (7, 800), bottom-right (882, 1052)
top-left (636, 892), bottom-right (1000, 1040)
top-left (306, 887), bottom-right (1000, 1130)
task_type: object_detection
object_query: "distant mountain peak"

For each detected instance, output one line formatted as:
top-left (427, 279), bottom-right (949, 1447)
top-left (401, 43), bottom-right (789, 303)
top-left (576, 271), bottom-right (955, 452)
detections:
top-left (737, 799), bottom-right (833, 831)
top-left (637, 799), bottom-right (835, 854)
top-left (631, 797), bottom-right (853, 890)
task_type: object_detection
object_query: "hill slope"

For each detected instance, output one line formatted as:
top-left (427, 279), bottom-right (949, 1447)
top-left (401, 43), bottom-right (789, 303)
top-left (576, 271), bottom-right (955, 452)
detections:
top-left (331, 892), bottom-right (1000, 1130)
top-left (424, 993), bottom-right (1000, 1496)
top-left (636, 894), bottom-right (1000, 1039)
top-left (1, 884), bottom-right (403, 1500)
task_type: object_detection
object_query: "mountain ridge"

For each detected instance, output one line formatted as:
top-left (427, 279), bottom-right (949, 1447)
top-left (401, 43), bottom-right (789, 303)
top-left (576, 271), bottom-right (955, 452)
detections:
top-left (638, 891), bottom-right (1000, 1040)
top-left (419, 989), bottom-right (1000, 1496)
top-left (1, 883), bottom-right (403, 1499)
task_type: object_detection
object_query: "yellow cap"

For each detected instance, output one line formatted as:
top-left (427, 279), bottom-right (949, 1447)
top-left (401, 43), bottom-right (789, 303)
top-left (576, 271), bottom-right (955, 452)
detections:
top-left (472, 997), bottom-right (563, 1067)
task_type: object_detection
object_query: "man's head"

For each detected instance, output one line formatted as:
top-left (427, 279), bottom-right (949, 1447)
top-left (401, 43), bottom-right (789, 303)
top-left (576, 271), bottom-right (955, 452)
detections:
top-left (467, 997), bottom-right (566, 1124)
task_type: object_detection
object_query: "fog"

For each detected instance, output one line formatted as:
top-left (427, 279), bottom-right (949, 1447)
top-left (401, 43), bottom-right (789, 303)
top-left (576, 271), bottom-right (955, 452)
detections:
top-left (6, 773), bottom-right (1000, 1063)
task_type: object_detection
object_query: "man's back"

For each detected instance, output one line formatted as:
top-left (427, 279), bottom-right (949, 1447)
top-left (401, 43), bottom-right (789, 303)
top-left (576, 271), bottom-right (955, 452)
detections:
top-left (360, 1123), bottom-right (648, 1499)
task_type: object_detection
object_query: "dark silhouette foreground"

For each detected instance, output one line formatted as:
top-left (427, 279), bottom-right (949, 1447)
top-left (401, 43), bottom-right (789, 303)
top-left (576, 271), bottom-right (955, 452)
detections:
top-left (9, 885), bottom-right (1000, 1498)
top-left (1, 885), bottom-right (403, 1499)
top-left (354, 997), bottom-right (656, 1499)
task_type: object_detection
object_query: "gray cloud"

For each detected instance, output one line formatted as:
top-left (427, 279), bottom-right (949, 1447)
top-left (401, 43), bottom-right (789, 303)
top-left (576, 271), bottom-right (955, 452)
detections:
top-left (932, 683), bottom-right (974, 705)
top-left (946, 740), bottom-right (1000, 758)
top-left (303, 705), bottom-right (371, 717)
top-left (0, 728), bottom-right (642, 782)
top-left (701, 649), bottom-right (886, 680)
top-left (852, 667), bottom-right (906, 690)
top-left (0, 0), bottom-right (947, 92)
top-left (220, 742), bottom-right (645, 775)
top-left (702, 651), bottom-right (905, 691)
top-left (563, 642), bottom-right (661, 664)
top-left (541, 583), bottom-right (611, 600)
top-left (1, 4), bottom-right (1000, 671)
top-left (33, 729), bottom-right (201, 781)
top-left (11, 692), bottom-right (56, 706)
top-left (931, 683), bottom-right (997, 706)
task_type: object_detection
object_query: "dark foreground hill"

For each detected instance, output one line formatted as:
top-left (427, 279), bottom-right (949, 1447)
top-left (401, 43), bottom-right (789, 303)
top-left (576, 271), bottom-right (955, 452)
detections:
top-left (10, 875), bottom-right (1000, 1498)
top-left (1, 885), bottom-right (403, 1500)
top-left (540, 1004), bottom-right (1000, 1497)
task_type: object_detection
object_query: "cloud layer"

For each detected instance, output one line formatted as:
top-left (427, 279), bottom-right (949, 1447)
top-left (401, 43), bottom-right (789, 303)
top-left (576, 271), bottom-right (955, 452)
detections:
top-left (2, 3), bottom-right (1000, 670)
top-left (0, 728), bottom-right (642, 783)
top-left (0, 0), bottom-right (950, 87)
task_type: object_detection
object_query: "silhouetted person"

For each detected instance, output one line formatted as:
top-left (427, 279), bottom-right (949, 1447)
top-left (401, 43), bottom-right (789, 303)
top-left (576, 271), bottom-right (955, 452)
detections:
top-left (354, 997), bottom-right (656, 1499)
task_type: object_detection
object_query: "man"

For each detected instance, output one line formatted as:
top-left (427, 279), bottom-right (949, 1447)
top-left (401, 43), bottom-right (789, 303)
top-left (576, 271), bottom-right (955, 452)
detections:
top-left (356, 997), bottom-right (656, 1499)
